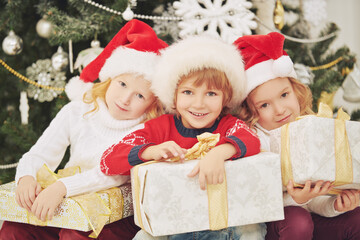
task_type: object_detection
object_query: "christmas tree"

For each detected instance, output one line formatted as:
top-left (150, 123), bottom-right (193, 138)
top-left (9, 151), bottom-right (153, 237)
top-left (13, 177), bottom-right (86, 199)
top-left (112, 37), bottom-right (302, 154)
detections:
top-left (1, 0), bottom-right (358, 184)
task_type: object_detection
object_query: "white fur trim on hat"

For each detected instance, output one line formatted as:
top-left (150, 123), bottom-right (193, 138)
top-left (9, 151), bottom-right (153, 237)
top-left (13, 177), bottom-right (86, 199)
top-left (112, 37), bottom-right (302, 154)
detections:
top-left (152, 36), bottom-right (246, 113)
top-left (246, 55), bottom-right (297, 95)
top-left (99, 47), bottom-right (159, 82)
top-left (65, 76), bottom-right (93, 101)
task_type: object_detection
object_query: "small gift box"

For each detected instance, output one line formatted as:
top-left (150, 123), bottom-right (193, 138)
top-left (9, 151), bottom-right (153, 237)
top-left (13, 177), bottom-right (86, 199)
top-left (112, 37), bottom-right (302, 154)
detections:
top-left (131, 152), bottom-right (284, 236)
top-left (270, 103), bottom-right (360, 190)
top-left (0, 165), bottom-right (133, 237)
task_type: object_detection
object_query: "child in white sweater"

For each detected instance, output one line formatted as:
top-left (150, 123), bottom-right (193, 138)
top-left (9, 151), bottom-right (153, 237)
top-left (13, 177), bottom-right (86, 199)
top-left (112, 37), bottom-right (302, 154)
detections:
top-left (235, 32), bottom-right (360, 240)
top-left (0, 19), bottom-right (167, 240)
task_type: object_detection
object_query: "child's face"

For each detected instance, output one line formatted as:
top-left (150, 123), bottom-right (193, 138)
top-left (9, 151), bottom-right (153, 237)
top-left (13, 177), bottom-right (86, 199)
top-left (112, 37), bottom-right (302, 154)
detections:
top-left (176, 75), bottom-right (223, 129)
top-left (248, 77), bottom-right (301, 130)
top-left (105, 73), bottom-right (155, 120)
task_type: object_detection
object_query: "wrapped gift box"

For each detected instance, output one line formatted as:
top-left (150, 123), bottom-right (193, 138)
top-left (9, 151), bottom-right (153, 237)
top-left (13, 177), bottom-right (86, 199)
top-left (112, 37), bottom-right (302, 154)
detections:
top-left (270, 115), bottom-right (360, 189)
top-left (0, 181), bottom-right (133, 232)
top-left (131, 152), bottom-right (284, 236)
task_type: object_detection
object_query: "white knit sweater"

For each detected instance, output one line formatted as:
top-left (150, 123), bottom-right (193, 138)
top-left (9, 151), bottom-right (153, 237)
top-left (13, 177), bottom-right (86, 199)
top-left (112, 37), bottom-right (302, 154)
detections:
top-left (254, 124), bottom-right (341, 217)
top-left (15, 100), bottom-right (145, 197)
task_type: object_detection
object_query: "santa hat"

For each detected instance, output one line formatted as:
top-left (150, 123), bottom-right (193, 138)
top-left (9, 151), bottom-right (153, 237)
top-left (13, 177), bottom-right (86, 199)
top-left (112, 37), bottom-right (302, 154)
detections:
top-left (233, 32), bottom-right (297, 96)
top-left (152, 35), bottom-right (246, 113)
top-left (65, 19), bottom-right (168, 101)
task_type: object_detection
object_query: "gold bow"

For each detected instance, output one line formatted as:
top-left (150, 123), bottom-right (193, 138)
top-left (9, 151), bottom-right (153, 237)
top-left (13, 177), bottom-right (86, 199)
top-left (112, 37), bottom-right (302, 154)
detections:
top-left (133, 132), bottom-right (228, 233)
top-left (281, 102), bottom-right (352, 194)
top-left (32, 165), bottom-right (123, 238)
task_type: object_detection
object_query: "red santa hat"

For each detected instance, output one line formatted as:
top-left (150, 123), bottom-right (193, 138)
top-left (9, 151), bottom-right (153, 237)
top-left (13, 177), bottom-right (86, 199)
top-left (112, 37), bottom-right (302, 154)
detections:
top-left (152, 35), bottom-right (246, 113)
top-left (65, 19), bottom-right (168, 101)
top-left (233, 32), bottom-right (297, 96)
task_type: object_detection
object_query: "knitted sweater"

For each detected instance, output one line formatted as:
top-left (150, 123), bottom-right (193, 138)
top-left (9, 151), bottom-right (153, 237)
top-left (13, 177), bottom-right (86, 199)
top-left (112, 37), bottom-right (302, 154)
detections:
top-left (254, 124), bottom-right (342, 217)
top-left (15, 100), bottom-right (145, 197)
top-left (101, 114), bottom-right (260, 175)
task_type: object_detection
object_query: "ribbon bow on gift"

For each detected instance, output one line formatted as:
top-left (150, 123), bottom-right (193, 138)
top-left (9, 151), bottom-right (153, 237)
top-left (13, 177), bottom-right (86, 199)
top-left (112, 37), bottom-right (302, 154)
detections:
top-left (34, 165), bottom-right (123, 238)
top-left (133, 132), bottom-right (229, 232)
top-left (281, 102), bottom-right (352, 194)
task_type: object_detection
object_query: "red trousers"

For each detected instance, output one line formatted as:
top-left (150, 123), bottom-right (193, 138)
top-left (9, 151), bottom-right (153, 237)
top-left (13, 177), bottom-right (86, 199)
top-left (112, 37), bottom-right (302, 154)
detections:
top-left (0, 216), bottom-right (139, 240)
top-left (266, 206), bottom-right (360, 240)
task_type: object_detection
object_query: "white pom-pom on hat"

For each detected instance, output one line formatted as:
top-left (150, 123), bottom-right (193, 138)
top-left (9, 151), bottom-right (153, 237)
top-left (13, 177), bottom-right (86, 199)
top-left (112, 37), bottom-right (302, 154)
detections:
top-left (65, 76), bottom-right (93, 101)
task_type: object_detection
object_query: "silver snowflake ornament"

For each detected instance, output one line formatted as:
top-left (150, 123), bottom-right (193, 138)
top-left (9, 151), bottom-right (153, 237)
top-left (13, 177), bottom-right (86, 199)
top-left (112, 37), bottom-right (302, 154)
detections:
top-left (173, 0), bottom-right (257, 43)
top-left (26, 59), bottom-right (66, 102)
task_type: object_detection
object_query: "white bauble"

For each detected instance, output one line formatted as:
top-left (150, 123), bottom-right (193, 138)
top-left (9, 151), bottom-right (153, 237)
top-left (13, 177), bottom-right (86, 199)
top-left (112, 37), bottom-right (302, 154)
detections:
top-left (2, 30), bottom-right (23, 55)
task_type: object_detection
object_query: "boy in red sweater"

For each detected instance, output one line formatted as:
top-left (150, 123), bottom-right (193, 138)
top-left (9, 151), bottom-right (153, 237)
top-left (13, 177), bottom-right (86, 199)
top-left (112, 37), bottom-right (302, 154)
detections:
top-left (100, 36), bottom-right (260, 192)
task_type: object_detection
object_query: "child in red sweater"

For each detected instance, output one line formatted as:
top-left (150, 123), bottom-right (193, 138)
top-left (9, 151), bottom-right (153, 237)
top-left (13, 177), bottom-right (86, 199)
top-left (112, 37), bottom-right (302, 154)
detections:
top-left (100, 35), bottom-right (262, 240)
top-left (100, 36), bottom-right (260, 191)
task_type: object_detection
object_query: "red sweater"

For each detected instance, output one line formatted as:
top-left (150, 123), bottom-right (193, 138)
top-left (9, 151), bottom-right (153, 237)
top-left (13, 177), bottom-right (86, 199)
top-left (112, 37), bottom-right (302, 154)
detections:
top-left (100, 114), bottom-right (260, 175)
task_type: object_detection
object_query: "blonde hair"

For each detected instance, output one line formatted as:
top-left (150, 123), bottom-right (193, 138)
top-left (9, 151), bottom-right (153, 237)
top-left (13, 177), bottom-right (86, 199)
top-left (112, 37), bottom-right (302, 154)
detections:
top-left (174, 68), bottom-right (233, 116)
top-left (83, 77), bottom-right (164, 122)
top-left (237, 77), bottom-right (314, 128)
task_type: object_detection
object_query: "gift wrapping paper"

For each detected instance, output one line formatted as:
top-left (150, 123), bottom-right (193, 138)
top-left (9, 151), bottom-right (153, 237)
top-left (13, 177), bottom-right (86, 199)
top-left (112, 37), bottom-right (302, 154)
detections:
top-left (131, 152), bottom-right (284, 236)
top-left (270, 115), bottom-right (360, 189)
top-left (0, 181), bottom-right (133, 232)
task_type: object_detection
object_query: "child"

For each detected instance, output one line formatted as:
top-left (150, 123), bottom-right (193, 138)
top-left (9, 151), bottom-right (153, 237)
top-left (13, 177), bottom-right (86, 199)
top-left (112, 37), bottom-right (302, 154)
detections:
top-left (0, 19), bottom-right (167, 240)
top-left (234, 32), bottom-right (360, 240)
top-left (100, 35), bottom-right (261, 239)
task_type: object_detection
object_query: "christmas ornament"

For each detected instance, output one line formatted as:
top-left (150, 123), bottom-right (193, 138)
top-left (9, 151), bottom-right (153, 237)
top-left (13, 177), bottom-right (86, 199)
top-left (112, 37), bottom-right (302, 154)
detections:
top-left (153, 4), bottom-right (180, 40)
top-left (122, 6), bottom-right (134, 21)
top-left (333, 65), bottom-right (360, 116)
top-left (82, 0), bottom-right (181, 21)
top-left (302, 0), bottom-right (327, 26)
top-left (19, 91), bottom-right (29, 125)
top-left (51, 46), bottom-right (69, 72)
top-left (294, 63), bottom-right (314, 85)
top-left (36, 16), bottom-right (53, 39)
top-left (273, 0), bottom-right (284, 30)
top-left (2, 30), bottom-right (23, 55)
top-left (26, 59), bottom-right (66, 102)
top-left (173, 0), bottom-right (257, 43)
top-left (74, 40), bottom-right (104, 72)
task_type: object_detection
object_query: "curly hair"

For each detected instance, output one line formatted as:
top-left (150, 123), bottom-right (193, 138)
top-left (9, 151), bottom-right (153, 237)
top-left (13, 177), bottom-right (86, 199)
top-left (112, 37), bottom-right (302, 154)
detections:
top-left (237, 77), bottom-right (314, 128)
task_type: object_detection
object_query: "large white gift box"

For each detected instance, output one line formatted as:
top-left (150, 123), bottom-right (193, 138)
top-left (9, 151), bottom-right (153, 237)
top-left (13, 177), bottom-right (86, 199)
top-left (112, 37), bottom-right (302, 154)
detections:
top-left (131, 152), bottom-right (284, 236)
top-left (270, 115), bottom-right (360, 190)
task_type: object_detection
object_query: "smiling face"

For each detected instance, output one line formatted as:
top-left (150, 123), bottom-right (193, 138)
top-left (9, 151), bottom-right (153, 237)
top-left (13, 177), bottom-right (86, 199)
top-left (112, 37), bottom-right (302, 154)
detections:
top-left (105, 73), bottom-right (156, 120)
top-left (248, 77), bottom-right (301, 130)
top-left (175, 75), bottom-right (224, 129)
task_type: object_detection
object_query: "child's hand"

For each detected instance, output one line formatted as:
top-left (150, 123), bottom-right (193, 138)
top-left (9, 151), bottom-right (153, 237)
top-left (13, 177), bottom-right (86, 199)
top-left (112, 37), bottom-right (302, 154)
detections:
top-left (141, 141), bottom-right (187, 161)
top-left (188, 154), bottom-right (225, 190)
top-left (31, 181), bottom-right (67, 221)
top-left (287, 180), bottom-right (332, 204)
top-left (188, 143), bottom-right (236, 190)
top-left (334, 190), bottom-right (360, 213)
top-left (15, 175), bottom-right (42, 212)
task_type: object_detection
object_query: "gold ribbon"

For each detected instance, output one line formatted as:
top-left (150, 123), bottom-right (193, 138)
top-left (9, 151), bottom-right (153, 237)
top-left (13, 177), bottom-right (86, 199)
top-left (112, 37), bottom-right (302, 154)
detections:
top-left (31, 165), bottom-right (123, 238)
top-left (280, 102), bottom-right (352, 193)
top-left (133, 133), bottom-right (228, 233)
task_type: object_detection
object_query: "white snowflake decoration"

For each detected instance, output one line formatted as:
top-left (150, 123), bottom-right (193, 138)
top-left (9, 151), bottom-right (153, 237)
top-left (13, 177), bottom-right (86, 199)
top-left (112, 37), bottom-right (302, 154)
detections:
top-left (302, 0), bottom-right (327, 26)
top-left (173, 0), bottom-right (257, 43)
top-left (26, 59), bottom-right (66, 102)
top-left (153, 4), bottom-right (180, 41)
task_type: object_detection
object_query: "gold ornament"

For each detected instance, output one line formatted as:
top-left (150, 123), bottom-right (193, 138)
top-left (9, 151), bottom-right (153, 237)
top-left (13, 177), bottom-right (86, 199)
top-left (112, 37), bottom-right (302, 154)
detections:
top-left (342, 67), bottom-right (352, 76)
top-left (274, 0), bottom-right (285, 30)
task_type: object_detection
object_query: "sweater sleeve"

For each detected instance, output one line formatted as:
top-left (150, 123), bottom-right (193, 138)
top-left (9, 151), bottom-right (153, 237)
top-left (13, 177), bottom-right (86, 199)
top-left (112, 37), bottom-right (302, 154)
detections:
top-left (15, 102), bottom-right (73, 185)
top-left (100, 122), bottom-right (157, 176)
top-left (58, 166), bottom-right (130, 197)
top-left (305, 195), bottom-right (342, 217)
top-left (217, 117), bottom-right (260, 159)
